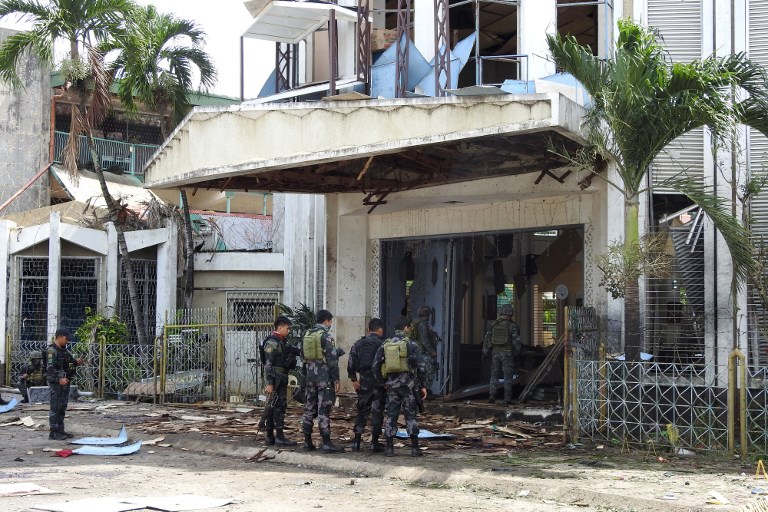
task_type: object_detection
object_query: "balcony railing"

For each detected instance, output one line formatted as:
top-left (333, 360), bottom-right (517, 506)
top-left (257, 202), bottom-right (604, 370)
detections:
top-left (53, 131), bottom-right (159, 181)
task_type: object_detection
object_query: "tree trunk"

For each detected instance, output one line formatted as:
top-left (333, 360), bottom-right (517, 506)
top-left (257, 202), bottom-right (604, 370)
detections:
top-left (180, 188), bottom-right (195, 311)
top-left (624, 197), bottom-right (642, 362)
top-left (85, 130), bottom-right (149, 346)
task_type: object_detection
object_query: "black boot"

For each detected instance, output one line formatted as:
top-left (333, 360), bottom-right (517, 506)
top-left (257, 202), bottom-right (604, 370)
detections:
top-left (320, 434), bottom-right (345, 453)
top-left (275, 429), bottom-right (297, 446)
top-left (49, 430), bottom-right (67, 441)
top-left (303, 432), bottom-right (316, 451)
top-left (410, 435), bottom-right (423, 457)
top-left (351, 433), bottom-right (362, 452)
top-left (265, 428), bottom-right (276, 446)
top-left (369, 433), bottom-right (384, 453)
top-left (384, 437), bottom-right (395, 457)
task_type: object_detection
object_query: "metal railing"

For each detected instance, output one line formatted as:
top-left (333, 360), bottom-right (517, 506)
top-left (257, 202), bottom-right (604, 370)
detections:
top-left (52, 131), bottom-right (159, 181)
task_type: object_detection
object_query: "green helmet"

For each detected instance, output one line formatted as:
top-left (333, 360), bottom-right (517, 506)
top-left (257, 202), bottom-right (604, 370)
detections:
top-left (30, 350), bottom-right (43, 360)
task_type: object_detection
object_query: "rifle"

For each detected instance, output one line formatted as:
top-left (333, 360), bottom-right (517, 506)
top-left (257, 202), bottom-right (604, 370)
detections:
top-left (256, 391), bottom-right (279, 436)
top-left (413, 386), bottom-right (424, 414)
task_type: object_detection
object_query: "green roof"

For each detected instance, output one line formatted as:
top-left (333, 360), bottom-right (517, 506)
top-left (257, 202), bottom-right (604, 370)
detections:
top-left (50, 71), bottom-right (240, 106)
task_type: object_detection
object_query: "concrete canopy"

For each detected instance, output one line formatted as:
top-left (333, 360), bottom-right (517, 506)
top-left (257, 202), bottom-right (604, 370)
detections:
top-left (143, 93), bottom-right (587, 195)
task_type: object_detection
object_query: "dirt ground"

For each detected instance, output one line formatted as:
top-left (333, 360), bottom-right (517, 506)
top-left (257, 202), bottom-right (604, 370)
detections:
top-left (0, 390), bottom-right (766, 512)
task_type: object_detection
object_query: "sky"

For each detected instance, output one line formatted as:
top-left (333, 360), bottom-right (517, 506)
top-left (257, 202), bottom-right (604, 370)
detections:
top-left (0, 0), bottom-right (273, 99)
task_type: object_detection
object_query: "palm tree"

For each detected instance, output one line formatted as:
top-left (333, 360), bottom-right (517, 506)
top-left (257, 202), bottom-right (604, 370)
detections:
top-left (103, 5), bottom-right (217, 310)
top-left (103, 4), bottom-right (216, 139)
top-left (547, 19), bottom-right (768, 361)
top-left (0, 0), bottom-right (151, 346)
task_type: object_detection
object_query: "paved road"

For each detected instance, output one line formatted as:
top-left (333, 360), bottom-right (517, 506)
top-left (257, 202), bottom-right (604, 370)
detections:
top-left (0, 391), bottom-right (765, 511)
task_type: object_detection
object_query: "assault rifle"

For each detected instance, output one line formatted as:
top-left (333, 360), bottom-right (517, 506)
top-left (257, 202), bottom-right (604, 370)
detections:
top-left (413, 386), bottom-right (424, 414)
top-left (256, 391), bottom-right (279, 436)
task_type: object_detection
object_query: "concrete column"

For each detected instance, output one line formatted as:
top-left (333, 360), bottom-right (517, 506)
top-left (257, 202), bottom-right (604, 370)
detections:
top-left (329, 194), bottom-right (368, 388)
top-left (518, 0), bottom-right (557, 81)
top-left (105, 222), bottom-right (118, 318)
top-left (47, 212), bottom-right (61, 340)
top-left (0, 220), bottom-right (11, 365)
top-left (415, 0), bottom-right (436, 62)
top-left (156, 225), bottom-right (178, 336)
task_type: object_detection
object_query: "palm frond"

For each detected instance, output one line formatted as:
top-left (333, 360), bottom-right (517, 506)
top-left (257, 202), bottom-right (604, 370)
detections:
top-left (85, 44), bottom-right (112, 128)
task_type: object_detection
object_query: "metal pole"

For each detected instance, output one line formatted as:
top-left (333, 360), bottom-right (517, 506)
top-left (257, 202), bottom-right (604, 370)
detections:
top-left (474, 0), bottom-right (480, 85)
top-left (217, 306), bottom-right (224, 403)
top-left (98, 334), bottom-right (106, 399)
top-left (728, 349), bottom-right (747, 460)
top-left (161, 310), bottom-right (168, 405)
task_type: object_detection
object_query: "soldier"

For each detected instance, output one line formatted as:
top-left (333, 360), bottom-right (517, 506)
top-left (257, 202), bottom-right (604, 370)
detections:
top-left (301, 309), bottom-right (345, 453)
top-left (19, 351), bottom-right (46, 403)
top-left (46, 327), bottom-right (83, 440)
top-left (372, 316), bottom-right (427, 457)
top-left (411, 305), bottom-right (439, 397)
top-left (482, 304), bottom-right (522, 405)
top-left (260, 315), bottom-right (300, 446)
top-left (347, 317), bottom-right (386, 452)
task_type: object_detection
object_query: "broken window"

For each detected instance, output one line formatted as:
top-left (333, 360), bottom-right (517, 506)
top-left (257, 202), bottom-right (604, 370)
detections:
top-left (646, 195), bottom-right (705, 366)
top-left (557, 0), bottom-right (599, 56)
top-left (59, 257), bottom-right (99, 338)
top-left (451, 0), bottom-right (519, 87)
top-left (226, 291), bottom-right (282, 327)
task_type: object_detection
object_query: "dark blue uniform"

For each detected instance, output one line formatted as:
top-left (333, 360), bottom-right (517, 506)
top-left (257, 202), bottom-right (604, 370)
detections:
top-left (347, 333), bottom-right (385, 451)
top-left (46, 342), bottom-right (79, 437)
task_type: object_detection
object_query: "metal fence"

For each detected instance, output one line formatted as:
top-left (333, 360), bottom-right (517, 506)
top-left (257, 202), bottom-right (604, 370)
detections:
top-left (566, 339), bottom-right (763, 459)
top-left (52, 131), bottom-right (159, 180)
top-left (6, 307), bottom-right (275, 405)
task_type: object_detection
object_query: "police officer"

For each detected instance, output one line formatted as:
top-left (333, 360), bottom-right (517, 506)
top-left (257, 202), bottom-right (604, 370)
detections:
top-left (261, 315), bottom-right (300, 447)
top-left (19, 351), bottom-right (46, 403)
top-left (411, 305), bottom-right (439, 397)
top-left (482, 304), bottom-right (521, 405)
top-left (347, 318), bottom-right (386, 452)
top-left (372, 317), bottom-right (427, 457)
top-left (46, 327), bottom-right (83, 440)
top-left (301, 309), bottom-right (345, 453)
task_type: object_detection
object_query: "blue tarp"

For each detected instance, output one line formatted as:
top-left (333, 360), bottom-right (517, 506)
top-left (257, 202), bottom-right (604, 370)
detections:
top-left (0, 397), bottom-right (17, 413)
top-left (395, 428), bottom-right (453, 440)
top-left (70, 425), bottom-right (128, 446)
top-left (73, 440), bottom-right (142, 456)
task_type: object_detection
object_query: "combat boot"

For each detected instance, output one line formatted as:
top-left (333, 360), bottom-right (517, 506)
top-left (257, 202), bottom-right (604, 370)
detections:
top-left (351, 433), bottom-right (362, 452)
top-left (320, 434), bottom-right (345, 453)
top-left (303, 432), bottom-right (316, 451)
top-left (265, 428), bottom-right (276, 446)
top-left (369, 433), bottom-right (384, 453)
top-left (410, 435), bottom-right (423, 457)
top-left (384, 437), bottom-right (395, 457)
top-left (48, 431), bottom-right (67, 441)
top-left (275, 429), bottom-right (297, 446)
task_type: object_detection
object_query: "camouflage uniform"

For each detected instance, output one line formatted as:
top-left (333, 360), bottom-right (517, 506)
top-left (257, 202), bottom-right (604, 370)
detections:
top-left (302, 324), bottom-right (342, 440)
top-left (19, 355), bottom-right (46, 403)
top-left (46, 342), bottom-right (79, 436)
top-left (482, 314), bottom-right (522, 404)
top-left (411, 318), bottom-right (439, 392)
top-left (372, 330), bottom-right (426, 446)
top-left (347, 333), bottom-right (385, 450)
top-left (262, 332), bottom-right (299, 444)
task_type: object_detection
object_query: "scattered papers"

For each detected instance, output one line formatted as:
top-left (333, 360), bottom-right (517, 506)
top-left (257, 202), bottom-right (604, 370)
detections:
top-left (0, 397), bottom-right (18, 413)
top-left (73, 440), bottom-right (142, 456)
top-left (706, 491), bottom-right (730, 505)
top-left (0, 482), bottom-right (59, 497)
top-left (71, 426), bottom-right (128, 446)
top-left (34, 495), bottom-right (236, 512)
top-left (143, 436), bottom-right (166, 446)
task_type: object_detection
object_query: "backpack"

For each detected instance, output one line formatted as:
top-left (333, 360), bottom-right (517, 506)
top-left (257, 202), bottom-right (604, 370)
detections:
top-left (491, 320), bottom-right (512, 347)
top-left (355, 335), bottom-right (380, 372)
top-left (302, 329), bottom-right (325, 361)
top-left (381, 339), bottom-right (410, 376)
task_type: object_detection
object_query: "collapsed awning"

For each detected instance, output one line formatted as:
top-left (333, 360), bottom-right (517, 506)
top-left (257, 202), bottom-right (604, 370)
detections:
top-left (143, 93), bottom-right (586, 195)
top-left (242, 0), bottom-right (359, 44)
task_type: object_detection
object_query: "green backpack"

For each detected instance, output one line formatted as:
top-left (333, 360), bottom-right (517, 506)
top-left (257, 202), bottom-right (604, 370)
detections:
top-left (490, 320), bottom-right (511, 347)
top-left (381, 339), bottom-right (409, 376)
top-left (302, 330), bottom-right (324, 361)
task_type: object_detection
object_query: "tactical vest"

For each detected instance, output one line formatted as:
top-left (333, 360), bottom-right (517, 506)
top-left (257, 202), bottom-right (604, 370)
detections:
top-left (260, 336), bottom-right (284, 367)
top-left (491, 320), bottom-right (512, 347)
top-left (27, 366), bottom-right (46, 385)
top-left (381, 339), bottom-right (409, 376)
top-left (355, 336), bottom-right (380, 372)
top-left (302, 330), bottom-right (325, 361)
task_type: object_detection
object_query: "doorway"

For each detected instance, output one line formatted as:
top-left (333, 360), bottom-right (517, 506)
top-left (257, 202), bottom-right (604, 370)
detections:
top-left (380, 226), bottom-right (584, 395)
